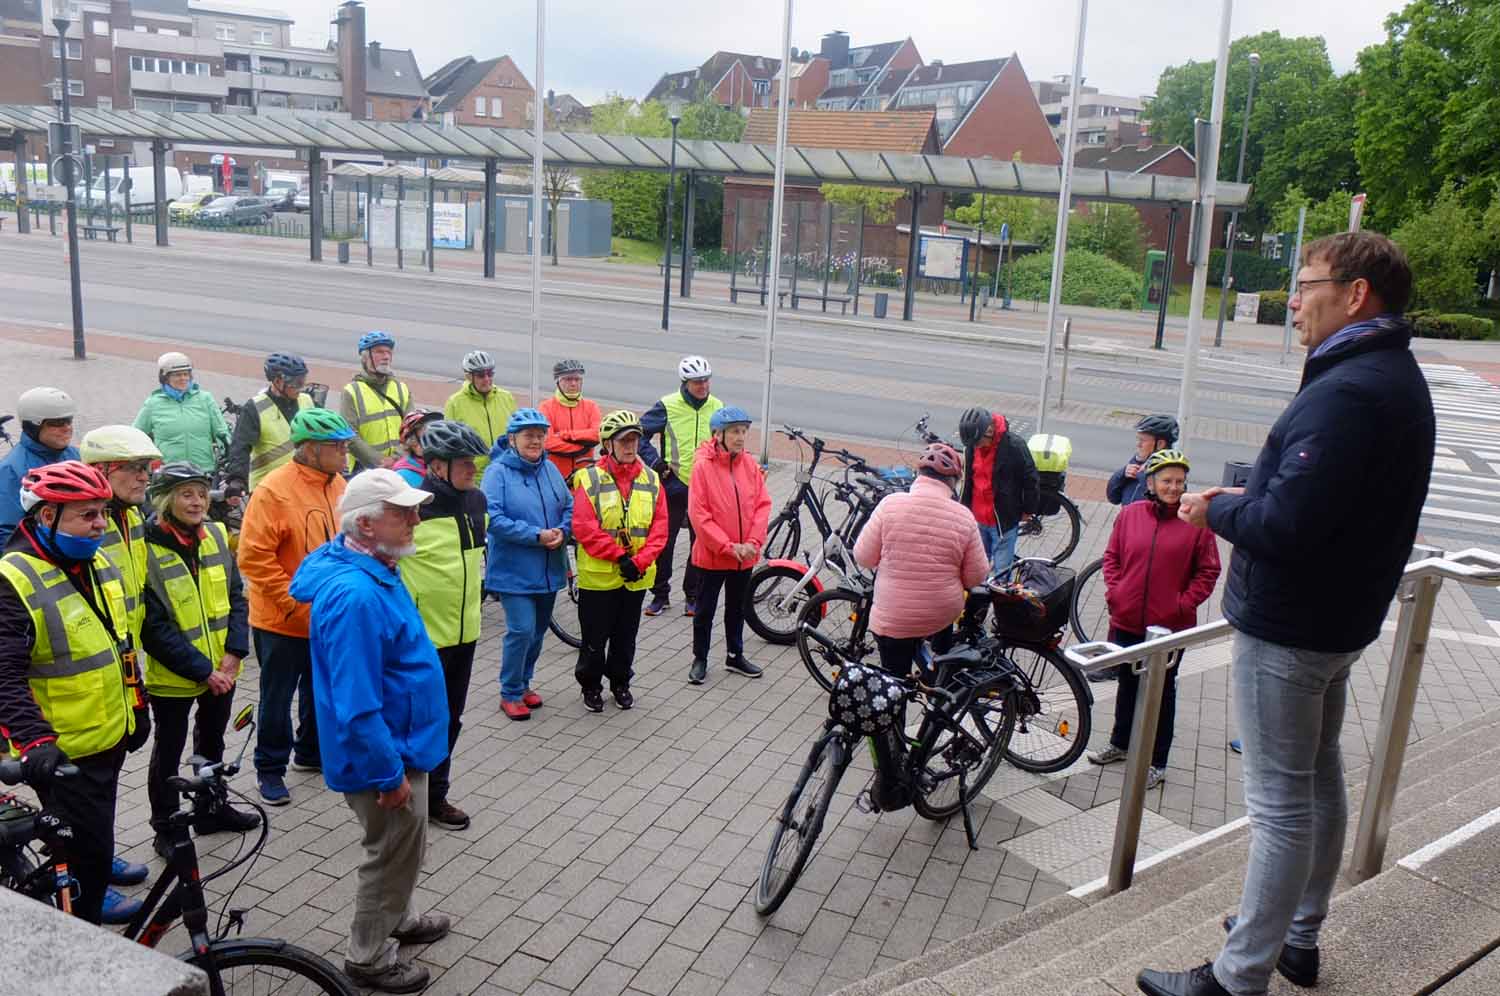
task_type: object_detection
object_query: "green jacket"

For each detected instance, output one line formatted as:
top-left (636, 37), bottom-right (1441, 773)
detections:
top-left (444, 381), bottom-right (516, 476)
top-left (134, 385), bottom-right (230, 473)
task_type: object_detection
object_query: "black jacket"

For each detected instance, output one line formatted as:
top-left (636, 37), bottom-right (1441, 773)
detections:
top-left (959, 431), bottom-right (1040, 531)
top-left (224, 390), bottom-right (301, 486)
top-left (417, 473), bottom-right (487, 541)
top-left (139, 517), bottom-right (251, 685)
top-left (1207, 320), bottom-right (1435, 653)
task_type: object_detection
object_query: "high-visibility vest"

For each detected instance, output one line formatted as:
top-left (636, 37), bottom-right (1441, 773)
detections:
top-left (341, 378), bottom-right (411, 467)
top-left (98, 504), bottom-right (146, 642)
top-left (660, 392), bottom-right (722, 485)
top-left (143, 522), bottom-right (241, 698)
top-left (403, 507), bottom-right (486, 649)
top-left (0, 549), bottom-right (133, 759)
top-left (249, 391), bottom-right (314, 490)
top-left (575, 464), bottom-right (661, 592)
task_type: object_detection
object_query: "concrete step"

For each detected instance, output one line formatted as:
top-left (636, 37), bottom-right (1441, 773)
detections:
top-left (1435, 947), bottom-right (1500, 994)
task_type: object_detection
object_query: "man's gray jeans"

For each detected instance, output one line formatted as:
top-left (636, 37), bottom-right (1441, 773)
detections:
top-left (344, 771), bottom-right (429, 969)
top-left (1213, 629), bottom-right (1361, 995)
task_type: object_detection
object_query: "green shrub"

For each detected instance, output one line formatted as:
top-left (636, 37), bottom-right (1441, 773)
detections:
top-left (1207, 249), bottom-right (1290, 292)
top-left (1411, 313), bottom-right (1497, 340)
top-left (1256, 291), bottom-right (1289, 325)
top-left (1002, 250), bottom-right (1140, 310)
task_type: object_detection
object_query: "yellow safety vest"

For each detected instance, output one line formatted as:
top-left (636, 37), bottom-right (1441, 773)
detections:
top-left (143, 522), bottom-right (240, 698)
top-left (403, 507), bottom-right (487, 649)
top-left (575, 464), bottom-right (661, 592)
top-left (0, 549), bottom-right (133, 759)
top-left (661, 392), bottom-right (722, 485)
top-left (98, 504), bottom-right (147, 643)
top-left (342, 377), bottom-right (411, 468)
top-left (249, 391), bottom-right (314, 490)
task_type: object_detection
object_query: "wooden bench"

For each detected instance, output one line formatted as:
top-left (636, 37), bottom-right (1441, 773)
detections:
top-left (82, 224), bottom-right (121, 242)
top-left (728, 284), bottom-right (853, 315)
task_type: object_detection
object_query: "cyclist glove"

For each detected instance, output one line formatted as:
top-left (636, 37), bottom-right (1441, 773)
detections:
top-left (21, 741), bottom-right (68, 784)
top-left (618, 557), bottom-right (642, 582)
top-left (126, 706), bottom-right (152, 753)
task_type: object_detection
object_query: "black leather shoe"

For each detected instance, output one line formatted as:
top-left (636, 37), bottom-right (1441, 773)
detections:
top-left (725, 655), bottom-right (763, 678)
top-left (612, 687), bottom-right (634, 710)
top-left (1223, 915), bottom-right (1319, 987)
top-left (193, 804), bottom-right (260, 835)
top-left (1137, 963), bottom-right (1230, 996)
top-left (582, 689), bottom-right (604, 713)
top-left (688, 659), bottom-right (707, 684)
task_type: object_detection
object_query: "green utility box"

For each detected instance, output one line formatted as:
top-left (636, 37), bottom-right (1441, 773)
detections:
top-left (1141, 250), bottom-right (1168, 310)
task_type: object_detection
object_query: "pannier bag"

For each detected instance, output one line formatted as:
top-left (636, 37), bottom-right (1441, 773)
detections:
top-left (1028, 433), bottom-right (1072, 514)
top-left (988, 559), bottom-right (1076, 643)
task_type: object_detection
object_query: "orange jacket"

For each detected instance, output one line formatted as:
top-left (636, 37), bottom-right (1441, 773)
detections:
top-left (237, 459), bottom-right (346, 637)
top-left (539, 393), bottom-right (602, 484)
top-left (688, 440), bottom-right (772, 571)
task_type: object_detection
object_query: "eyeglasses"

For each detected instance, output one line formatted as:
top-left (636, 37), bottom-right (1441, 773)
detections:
top-left (472, 369), bottom-right (495, 379)
top-left (1293, 278), bottom-right (1349, 293)
top-left (120, 460), bottom-right (155, 476)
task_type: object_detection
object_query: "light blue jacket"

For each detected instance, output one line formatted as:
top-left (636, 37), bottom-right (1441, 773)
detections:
top-left (289, 537), bottom-right (449, 794)
top-left (0, 434), bottom-right (81, 547)
top-left (481, 441), bottom-right (572, 595)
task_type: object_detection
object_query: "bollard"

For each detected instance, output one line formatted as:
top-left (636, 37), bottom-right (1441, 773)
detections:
top-left (1108, 625), bottom-right (1173, 894)
top-left (338, 240), bottom-right (349, 264)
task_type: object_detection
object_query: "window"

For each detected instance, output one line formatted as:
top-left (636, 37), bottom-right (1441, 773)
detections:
top-left (51, 39), bottom-right (83, 59)
top-left (96, 96), bottom-right (112, 110)
top-left (158, 27), bottom-right (178, 36)
top-left (50, 80), bottom-right (84, 98)
top-left (364, 100), bottom-right (373, 118)
top-left (252, 28), bottom-right (272, 44)
top-left (753, 79), bottom-right (769, 95)
top-left (133, 24), bottom-right (146, 32)
top-left (490, 96), bottom-right (502, 117)
top-left (94, 56), bottom-right (110, 73)
top-left (129, 55), bottom-right (142, 70)
top-left (474, 95), bottom-right (485, 116)
top-left (214, 24), bottom-right (234, 41)
top-left (170, 59), bottom-right (183, 74)
top-left (90, 18), bottom-right (108, 35)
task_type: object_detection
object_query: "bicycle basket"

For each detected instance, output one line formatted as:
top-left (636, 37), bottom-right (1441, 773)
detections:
top-left (0, 796), bottom-right (38, 847)
top-left (988, 561), bottom-right (1075, 642)
top-left (829, 663), bottom-right (906, 736)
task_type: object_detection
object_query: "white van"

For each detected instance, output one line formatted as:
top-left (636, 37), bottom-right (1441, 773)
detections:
top-left (87, 166), bottom-right (186, 214)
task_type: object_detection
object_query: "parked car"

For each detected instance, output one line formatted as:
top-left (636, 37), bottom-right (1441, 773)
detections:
top-left (198, 196), bottom-right (275, 226)
top-left (264, 184), bottom-right (297, 211)
top-left (168, 192), bottom-right (219, 221)
top-left (293, 188), bottom-right (312, 213)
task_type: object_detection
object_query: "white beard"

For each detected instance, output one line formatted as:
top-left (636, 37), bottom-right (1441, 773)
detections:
top-left (377, 541), bottom-right (417, 561)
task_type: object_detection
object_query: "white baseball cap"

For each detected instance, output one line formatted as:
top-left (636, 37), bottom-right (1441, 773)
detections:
top-left (339, 468), bottom-right (432, 519)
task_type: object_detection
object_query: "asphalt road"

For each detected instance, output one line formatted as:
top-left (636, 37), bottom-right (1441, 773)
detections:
top-left (1, 234), bottom-right (1297, 483)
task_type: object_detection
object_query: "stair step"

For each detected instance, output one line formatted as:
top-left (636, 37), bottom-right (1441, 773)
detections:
top-left (1386, 769), bottom-right (1500, 863)
top-left (1434, 946), bottom-right (1500, 994)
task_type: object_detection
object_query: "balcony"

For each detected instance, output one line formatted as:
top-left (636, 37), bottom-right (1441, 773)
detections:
top-left (113, 30), bottom-right (222, 59)
top-left (130, 69), bottom-right (229, 98)
top-left (222, 67), bottom-right (340, 98)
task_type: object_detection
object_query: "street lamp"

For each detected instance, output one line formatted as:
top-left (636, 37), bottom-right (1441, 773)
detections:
top-left (660, 98), bottom-right (683, 331)
top-left (1213, 51), bottom-right (1260, 348)
top-left (969, 154), bottom-right (992, 322)
top-left (52, 10), bottom-right (86, 360)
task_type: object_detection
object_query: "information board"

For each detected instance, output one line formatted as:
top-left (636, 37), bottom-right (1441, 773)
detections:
top-left (431, 202), bottom-right (467, 249)
top-left (918, 235), bottom-right (967, 282)
top-left (1234, 292), bottom-right (1261, 323)
top-left (369, 204), bottom-right (427, 251)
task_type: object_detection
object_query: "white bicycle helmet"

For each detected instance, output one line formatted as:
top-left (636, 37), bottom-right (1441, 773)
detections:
top-left (16, 386), bottom-right (77, 423)
top-left (462, 349), bottom-right (494, 374)
top-left (80, 425), bottom-right (162, 465)
top-left (678, 355), bottom-right (712, 381)
top-left (157, 351), bottom-right (193, 383)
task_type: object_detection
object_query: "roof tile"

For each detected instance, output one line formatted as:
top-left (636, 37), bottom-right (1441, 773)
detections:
top-left (743, 108), bottom-right (938, 154)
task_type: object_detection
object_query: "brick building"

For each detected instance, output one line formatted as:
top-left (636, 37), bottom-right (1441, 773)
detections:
top-left (426, 54), bottom-right (534, 129)
top-left (647, 50), bottom-right (783, 110)
top-left (894, 56), bottom-right (1060, 164)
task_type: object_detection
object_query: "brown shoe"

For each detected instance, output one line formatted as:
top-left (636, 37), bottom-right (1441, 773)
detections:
top-left (343, 958), bottom-right (431, 993)
top-left (428, 801), bottom-right (470, 831)
top-left (391, 911), bottom-right (451, 945)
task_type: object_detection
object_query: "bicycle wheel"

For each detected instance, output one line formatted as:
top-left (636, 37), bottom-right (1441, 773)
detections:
top-left (912, 683), bottom-right (1018, 820)
top-left (194, 937), bottom-right (358, 995)
top-left (763, 512), bottom-right (802, 563)
top-left (1001, 644), bottom-right (1093, 773)
top-left (547, 544), bottom-right (582, 649)
top-left (745, 563), bottom-right (818, 645)
top-left (0, 846), bottom-right (57, 907)
top-left (1015, 493), bottom-right (1083, 565)
top-left (1070, 557), bottom-right (1108, 644)
top-left (795, 587), bottom-right (875, 692)
top-left (756, 730), bottom-right (848, 916)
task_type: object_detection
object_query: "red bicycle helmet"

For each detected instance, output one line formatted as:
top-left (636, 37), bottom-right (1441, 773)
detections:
top-left (399, 409), bottom-right (442, 445)
top-left (19, 460), bottom-right (114, 513)
top-left (917, 442), bottom-right (963, 479)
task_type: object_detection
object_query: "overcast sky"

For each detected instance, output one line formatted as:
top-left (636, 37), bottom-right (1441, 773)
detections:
top-left (282, 0), bottom-right (1404, 105)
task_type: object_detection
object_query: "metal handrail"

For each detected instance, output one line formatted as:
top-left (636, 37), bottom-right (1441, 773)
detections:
top-left (1062, 545), bottom-right (1500, 895)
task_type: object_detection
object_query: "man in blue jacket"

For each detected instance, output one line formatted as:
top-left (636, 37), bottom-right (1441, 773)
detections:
top-left (0, 387), bottom-right (80, 546)
top-left (289, 468), bottom-right (452, 994)
top-left (1139, 233), bottom-right (1434, 996)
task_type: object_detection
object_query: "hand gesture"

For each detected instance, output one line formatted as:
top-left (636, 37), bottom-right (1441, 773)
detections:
top-left (378, 776), bottom-right (412, 810)
top-left (1124, 463), bottom-right (1141, 480)
top-left (1177, 493), bottom-right (1212, 528)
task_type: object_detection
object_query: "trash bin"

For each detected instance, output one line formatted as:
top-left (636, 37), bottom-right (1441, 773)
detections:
top-left (1221, 461), bottom-right (1253, 488)
top-left (337, 241), bottom-right (350, 264)
top-left (873, 292), bottom-right (889, 319)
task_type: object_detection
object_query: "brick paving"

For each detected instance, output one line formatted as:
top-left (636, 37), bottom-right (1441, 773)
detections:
top-left (3, 328), bottom-right (1500, 994)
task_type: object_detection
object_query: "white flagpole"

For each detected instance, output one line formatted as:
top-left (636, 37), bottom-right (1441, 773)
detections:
top-left (529, 0), bottom-right (545, 404)
top-left (757, 0), bottom-right (795, 466)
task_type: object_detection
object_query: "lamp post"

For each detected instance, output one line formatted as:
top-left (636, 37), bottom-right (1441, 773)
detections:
top-left (53, 12), bottom-right (86, 360)
top-left (660, 99), bottom-right (683, 331)
top-left (1212, 51), bottom-right (1260, 348)
top-left (969, 154), bottom-right (992, 322)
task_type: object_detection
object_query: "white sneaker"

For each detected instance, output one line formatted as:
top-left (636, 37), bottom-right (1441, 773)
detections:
top-left (1146, 766), bottom-right (1166, 789)
top-left (1088, 744), bottom-right (1127, 765)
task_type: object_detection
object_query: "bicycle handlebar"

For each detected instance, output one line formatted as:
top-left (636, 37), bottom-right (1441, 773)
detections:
top-left (0, 759), bottom-right (80, 786)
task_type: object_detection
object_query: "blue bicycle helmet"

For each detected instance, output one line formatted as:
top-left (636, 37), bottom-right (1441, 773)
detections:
top-left (505, 408), bottom-right (550, 434)
top-left (264, 352), bottom-right (308, 381)
top-left (710, 406), bottom-right (753, 431)
top-left (357, 330), bottom-right (396, 354)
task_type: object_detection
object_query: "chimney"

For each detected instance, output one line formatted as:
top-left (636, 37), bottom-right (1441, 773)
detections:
top-left (820, 31), bottom-right (850, 70)
top-left (335, 1), bottom-right (367, 119)
top-left (369, 40), bottom-right (381, 66)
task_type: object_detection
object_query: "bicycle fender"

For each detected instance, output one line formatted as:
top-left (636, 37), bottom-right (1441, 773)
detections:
top-left (763, 559), bottom-right (825, 595)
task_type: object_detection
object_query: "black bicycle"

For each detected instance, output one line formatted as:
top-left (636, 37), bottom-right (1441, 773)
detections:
top-left (0, 414), bottom-right (14, 454)
top-left (0, 706), bottom-right (357, 995)
top-left (761, 425), bottom-right (901, 563)
top-left (756, 623), bottom-right (1021, 916)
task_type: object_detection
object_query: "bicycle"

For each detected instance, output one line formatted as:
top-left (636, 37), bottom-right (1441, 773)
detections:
top-left (0, 413), bottom-right (14, 453)
top-left (755, 622), bottom-right (1021, 916)
top-left (762, 425), bottom-right (907, 563)
top-left (0, 705), bottom-right (358, 996)
top-left (547, 540), bottom-right (582, 649)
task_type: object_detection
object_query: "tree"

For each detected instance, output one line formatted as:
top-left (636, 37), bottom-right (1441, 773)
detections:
top-left (945, 194), bottom-right (1051, 246)
top-left (1069, 203), bottom-right (1148, 270)
top-left (819, 184), bottom-right (904, 224)
top-left (1270, 184), bottom-right (1355, 242)
top-left (1391, 182), bottom-right (1484, 311)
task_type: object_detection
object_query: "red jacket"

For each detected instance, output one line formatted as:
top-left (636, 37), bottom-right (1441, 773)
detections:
top-left (570, 455), bottom-right (669, 568)
top-left (1102, 499), bottom-right (1221, 636)
top-left (967, 412), bottom-right (1005, 527)
top-left (687, 440), bottom-right (772, 571)
top-left (539, 393), bottom-right (602, 484)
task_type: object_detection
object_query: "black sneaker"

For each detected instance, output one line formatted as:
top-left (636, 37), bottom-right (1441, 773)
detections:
top-left (152, 834), bottom-right (172, 860)
top-left (193, 805), bottom-right (260, 835)
top-left (428, 801), bottom-right (471, 832)
top-left (689, 658), bottom-right (707, 684)
top-left (726, 655), bottom-right (763, 678)
top-left (644, 594), bottom-right (669, 616)
top-left (582, 688), bottom-right (604, 712)
top-left (612, 687), bottom-right (634, 710)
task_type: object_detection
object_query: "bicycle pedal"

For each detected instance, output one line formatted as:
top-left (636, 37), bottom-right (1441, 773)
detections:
top-left (854, 790), bottom-right (877, 814)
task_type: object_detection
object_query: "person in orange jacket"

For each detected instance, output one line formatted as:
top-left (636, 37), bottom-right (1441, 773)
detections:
top-left (236, 408), bottom-right (349, 807)
top-left (686, 406), bottom-right (771, 686)
top-left (539, 359), bottom-right (602, 484)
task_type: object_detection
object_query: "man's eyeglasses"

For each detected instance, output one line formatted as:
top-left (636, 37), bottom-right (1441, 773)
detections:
top-left (472, 369), bottom-right (495, 379)
top-left (1293, 278), bottom-right (1350, 293)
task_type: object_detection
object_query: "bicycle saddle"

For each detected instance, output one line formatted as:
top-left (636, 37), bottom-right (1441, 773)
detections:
top-left (931, 644), bottom-right (986, 671)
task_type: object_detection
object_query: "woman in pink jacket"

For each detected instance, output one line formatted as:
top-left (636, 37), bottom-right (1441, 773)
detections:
top-left (853, 443), bottom-right (990, 677)
top-left (686, 406), bottom-right (772, 686)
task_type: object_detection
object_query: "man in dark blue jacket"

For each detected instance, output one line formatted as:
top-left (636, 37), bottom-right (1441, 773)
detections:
top-left (1139, 233), bottom-right (1434, 996)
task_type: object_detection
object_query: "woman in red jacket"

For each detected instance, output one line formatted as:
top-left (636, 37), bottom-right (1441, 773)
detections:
top-left (1088, 448), bottom-right (1221, 789)
top-left (686, 406), bottom-right (771, 686)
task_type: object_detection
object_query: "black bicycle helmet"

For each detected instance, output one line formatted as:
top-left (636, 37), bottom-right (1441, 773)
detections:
top-left (264, 352), bottom-right (308, 382)
top-left (420, 420), bottom-right (488, 460)
top-left (147, 461), bottom-right (213, 503)
top-left (957, 407), bottom-right (993, 449)
top-left (1135, 414), bottom-right (1179, 445)
top-left (552, 358), bottom-right (586, 380)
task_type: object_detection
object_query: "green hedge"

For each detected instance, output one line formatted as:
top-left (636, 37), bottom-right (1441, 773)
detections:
top-left (1208, 249), bottom-right (1290, 293)
top-left (1256, 291), bottom-right (1289, 325)
top-left (1004, 250), bottom-right (1140, 310)
top-left (1409, 312), bottom-right (1498, 340)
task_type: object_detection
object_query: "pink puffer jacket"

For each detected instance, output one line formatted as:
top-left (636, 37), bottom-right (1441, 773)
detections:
top-left (853, 475), bottom-right (990, 639)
